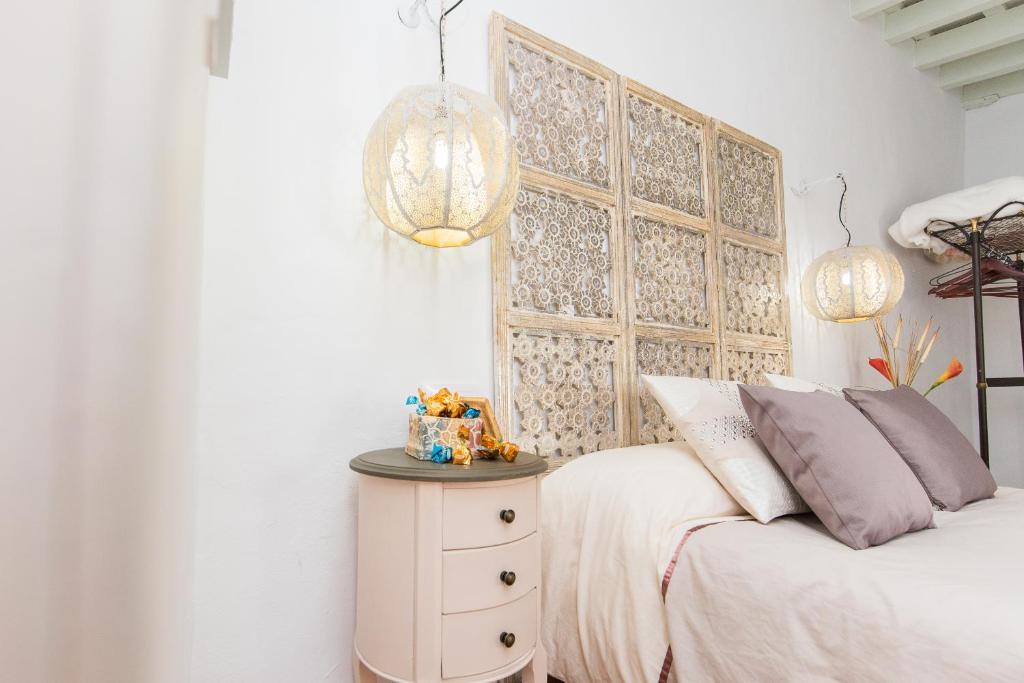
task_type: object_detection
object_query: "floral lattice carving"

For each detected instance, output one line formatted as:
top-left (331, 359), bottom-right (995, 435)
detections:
top-left (717, 134), bottom-right (779, 239)
top-left (632, 216), bottom-right (709, 329)
top-left (627, 95), bottom-right (705, 217)
top-left (511, 330), bottom-right (619, 457)
top-left (506, 39), bottom-right (610, 188)
top-left (636, 338), bottom-right (713, 444)
top-left (725, 348), bottom-right (788, 385)
top-left (493, 19), bottom-right (793, 454)
top-left (510, 188), bottom-right (614, 318)
top-left (722, 241), bottom-right (785, 338)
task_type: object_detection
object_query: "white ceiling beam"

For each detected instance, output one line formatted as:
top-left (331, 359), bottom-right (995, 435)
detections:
top-left (850, 0), bottom-right (905, 20)
top-left (885, 0), bottom-right (1007, 44)
top-left (962, 68), bottom-right (1024, 108)
top-left (915, 5), bottom-right (1024, 69)
top-left (940, 40), bottom-right (1024, 88)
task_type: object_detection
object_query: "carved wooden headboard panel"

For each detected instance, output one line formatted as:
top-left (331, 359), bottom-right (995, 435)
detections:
top-left (490, 14), bottom-right (790, 464)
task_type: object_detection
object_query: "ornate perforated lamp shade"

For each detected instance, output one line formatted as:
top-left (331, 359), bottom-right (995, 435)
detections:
top-left (363, 82), bottom-right (520, 248)
top-left (801, 245), bottom-right (905, 323)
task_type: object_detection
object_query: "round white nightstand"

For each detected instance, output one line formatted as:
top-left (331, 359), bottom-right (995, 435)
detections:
top-left (350, 448), bottom-right (548, 683)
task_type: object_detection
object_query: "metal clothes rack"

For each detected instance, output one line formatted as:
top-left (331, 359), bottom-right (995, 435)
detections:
top-left (926, 201), bottom-right (1024, 467)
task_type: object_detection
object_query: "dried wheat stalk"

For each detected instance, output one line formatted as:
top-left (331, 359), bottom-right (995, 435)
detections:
top-left (873, 315), bottom-right (940, 388)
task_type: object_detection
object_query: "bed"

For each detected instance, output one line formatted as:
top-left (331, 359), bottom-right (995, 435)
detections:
top-left (482, 18), bottom-right (1024, 680)
top-left (540, 442), bottom-right (1024, 683)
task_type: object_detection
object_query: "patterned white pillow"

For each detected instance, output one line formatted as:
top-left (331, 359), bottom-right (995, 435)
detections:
top-left (764, 373), bottom-right (843, 396)
top-left (642, 375), bottom-right (808, 523)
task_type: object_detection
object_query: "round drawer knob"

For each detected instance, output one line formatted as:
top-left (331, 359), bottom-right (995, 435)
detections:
top-left (500, 631), bottom-right (516, 648)
top-left (500, 570), bottom-right (516, 586)
top-left (499, 509), bottom-right (516, 524)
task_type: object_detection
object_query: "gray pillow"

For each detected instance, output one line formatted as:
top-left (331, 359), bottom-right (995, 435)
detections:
top-left (739, 385), bottom-right (934, 550)
top-left (843, 385), bottom-right (996, 511)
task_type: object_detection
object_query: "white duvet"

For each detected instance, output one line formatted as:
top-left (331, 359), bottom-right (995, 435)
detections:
top-left (540, 442), bottom-right (748, 682)
top-left (542, 447), bottom-right (1024, 682)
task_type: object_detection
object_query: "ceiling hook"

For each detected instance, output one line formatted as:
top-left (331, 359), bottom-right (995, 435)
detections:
top-left (397, 0), bottom-right (439, 29)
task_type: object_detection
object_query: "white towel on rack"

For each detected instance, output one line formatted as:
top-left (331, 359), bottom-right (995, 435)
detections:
top-left (888, 176), bottom-right (1024, 254)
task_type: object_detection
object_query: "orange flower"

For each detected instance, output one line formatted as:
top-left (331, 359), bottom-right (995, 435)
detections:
top-left (868, 357), bottom-right (893, 383)
top-left (924, 357), bottom-right (963, 396)
top-left (938, 357), bottom-right (963, 383)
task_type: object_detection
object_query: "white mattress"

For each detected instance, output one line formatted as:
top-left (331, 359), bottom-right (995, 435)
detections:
top-left (888, 176), bottom-right (1024, 255)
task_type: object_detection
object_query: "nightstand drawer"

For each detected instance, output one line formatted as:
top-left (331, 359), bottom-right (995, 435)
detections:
top-left (441, 589), bottom-right (537, 679)
top-left (442, 478), bottom-right (537, 550)
top-left (442, 533), bottom-right (538, 614)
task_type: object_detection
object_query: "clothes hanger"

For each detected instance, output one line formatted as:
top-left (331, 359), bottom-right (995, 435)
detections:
top-left (929, 257), bottom-right (1024, 299)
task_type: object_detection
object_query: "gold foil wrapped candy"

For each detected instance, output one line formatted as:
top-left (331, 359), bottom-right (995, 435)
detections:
top-left (417, 387), bottom-right (468, 418)
top-left (417, 387), bottom-right (445, 418)
top-left (479, 434), bottom-right (520, 463)
top-left (452, 424), bottom-right (473, 465)
top-left (452, 443), bottom-right (472, 465)
top-left (497, 442), bottom-right (519, 463)
top-left (447, 394), bottom-right (466, 418)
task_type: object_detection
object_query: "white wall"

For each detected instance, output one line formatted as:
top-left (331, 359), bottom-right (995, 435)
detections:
top-left (194, 1), bottom-right (968, 680)
top-left (1, 2), bottom-right (210, 682)
top-left (965, 95), bottom-right (1024, 486)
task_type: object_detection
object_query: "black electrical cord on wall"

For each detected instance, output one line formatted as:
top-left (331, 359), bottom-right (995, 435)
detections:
top-left (438, 0), bottom-right (466, 82)
top-left (837, 173), bottom-right (852, 247)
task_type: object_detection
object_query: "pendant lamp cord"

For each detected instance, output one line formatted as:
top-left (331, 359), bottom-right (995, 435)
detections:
top-left (837, 172), bottom-right (851, 248)
top-left (438, 0), bottom-right (466, 82)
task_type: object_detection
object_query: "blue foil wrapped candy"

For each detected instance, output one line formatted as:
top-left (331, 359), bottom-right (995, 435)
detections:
top-left (431, 444), bottom-right (453, 464)
top-left (463, 407), bottom-right (480, 419)
top-left (406, 395), bottom-right (428, 415)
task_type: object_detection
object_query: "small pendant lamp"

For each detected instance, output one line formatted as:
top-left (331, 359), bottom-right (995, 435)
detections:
top-left (800, 174), bottom-right (905, 323)
top-left (362, 0), bottom-right (519, 248)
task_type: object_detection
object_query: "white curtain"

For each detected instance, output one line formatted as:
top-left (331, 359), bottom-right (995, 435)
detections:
top-left (0, 1), bottom-right (212, 681)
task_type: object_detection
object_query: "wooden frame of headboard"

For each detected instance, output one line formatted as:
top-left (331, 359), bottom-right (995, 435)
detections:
top-left (490, 14), bottom-right (790, 467)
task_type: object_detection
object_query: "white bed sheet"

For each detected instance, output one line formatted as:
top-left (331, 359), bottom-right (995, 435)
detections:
top-left (543, 462), bottom-right (1024, 682)
top-left (667, 488), bottom-right (1024, 682)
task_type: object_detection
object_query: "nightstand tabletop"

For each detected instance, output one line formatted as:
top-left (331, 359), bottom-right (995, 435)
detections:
top-left (350, 447), bottom-right (548, 482)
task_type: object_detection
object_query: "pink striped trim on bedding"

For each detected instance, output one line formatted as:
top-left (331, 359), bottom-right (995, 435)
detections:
top-left (658, 645), bottom-right (675, 683)
top-left (660, 522), bottom-right (719, 599)
top-left (657, 522), bottom-right (721, 683)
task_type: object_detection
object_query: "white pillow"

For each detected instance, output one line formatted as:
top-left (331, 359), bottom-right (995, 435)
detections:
top-left (543, 441), bottom-right (744, 527)
top-left (764, 373), bottom-right (843, 396)
top-left (642, 375), bottom-right (808, 523)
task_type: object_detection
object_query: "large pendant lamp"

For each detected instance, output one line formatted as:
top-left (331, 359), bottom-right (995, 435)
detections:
top-left (800, 174), bottom-right (905, 323)
top-left (362, 0), bottom-right (519, 248)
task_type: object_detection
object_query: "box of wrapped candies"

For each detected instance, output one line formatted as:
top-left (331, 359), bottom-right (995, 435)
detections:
top-left (404, 388), bottom-right (519, 465)
top-left (405, 388), bottom-right (482, 463)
